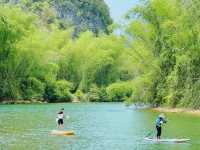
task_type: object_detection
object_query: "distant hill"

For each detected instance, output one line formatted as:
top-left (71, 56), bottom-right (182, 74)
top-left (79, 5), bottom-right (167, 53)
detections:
top-left (0, 0), bottom-right (113, 35)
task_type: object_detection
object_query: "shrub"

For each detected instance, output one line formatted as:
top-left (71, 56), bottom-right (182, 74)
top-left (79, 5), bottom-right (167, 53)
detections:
top-left (87, 85), bottom-right (101, 102)
top-left (21, 77), bottom-right (45, 100)
top-left (44, 80), bottom-right (73, 102)
top-left (87, 85), bottom-right (109, 102)
top-left (106, 82), bottom-right (133, 102)
top-left (99, 87), bottom-right (109, 102)
top-left (74, 90), bottom-right (87, 102)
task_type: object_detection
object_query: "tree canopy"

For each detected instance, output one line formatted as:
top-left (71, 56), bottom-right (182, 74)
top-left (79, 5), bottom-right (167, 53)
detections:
top-left (1, 0), bottom-right (200, 109)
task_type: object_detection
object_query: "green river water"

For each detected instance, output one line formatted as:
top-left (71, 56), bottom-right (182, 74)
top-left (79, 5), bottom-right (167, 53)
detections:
top-left (0, 103), bottom-right (199, 150)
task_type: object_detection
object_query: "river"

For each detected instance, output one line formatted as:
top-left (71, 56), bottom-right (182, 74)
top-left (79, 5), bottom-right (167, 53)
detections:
top-left (0, 103), bottom-right (199, 150)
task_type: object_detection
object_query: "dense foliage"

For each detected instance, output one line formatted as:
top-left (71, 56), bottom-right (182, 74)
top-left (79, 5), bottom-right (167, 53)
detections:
top-left (126, 0), bottom-right (200, 109)
top-left (1, 0), bottom-right (200, 109)
top-left (0, 5), bottom-right (130, 103)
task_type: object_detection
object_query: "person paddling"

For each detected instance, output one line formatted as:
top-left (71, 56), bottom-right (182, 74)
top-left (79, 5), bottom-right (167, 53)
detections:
top-left (156, 113), bottom-right (167, 139)
top-left (57, 108), bottom-right (65, 129)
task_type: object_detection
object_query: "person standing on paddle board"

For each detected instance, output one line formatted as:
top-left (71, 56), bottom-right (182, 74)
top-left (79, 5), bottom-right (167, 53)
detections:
top-left (57, 108), bottom-right (65, 129)
top-left (156, 113), bottom-right (167, 139)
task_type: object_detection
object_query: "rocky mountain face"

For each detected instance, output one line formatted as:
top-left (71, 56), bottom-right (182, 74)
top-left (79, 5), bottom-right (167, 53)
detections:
top-left (0, 0), bottom-right (113, 35)
top-left (54, 0), bottom-right (112, 35)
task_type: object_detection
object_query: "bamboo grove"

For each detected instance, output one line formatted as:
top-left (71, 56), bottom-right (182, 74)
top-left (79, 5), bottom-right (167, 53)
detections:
top-left (1, 0), bottom-right (200, 109)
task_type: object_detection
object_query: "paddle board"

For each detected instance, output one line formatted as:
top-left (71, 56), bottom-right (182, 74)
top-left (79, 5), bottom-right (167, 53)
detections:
top-left (50, 130), bottom-right (75, 136)
top-left (144, 137), bottom-right (190, 143)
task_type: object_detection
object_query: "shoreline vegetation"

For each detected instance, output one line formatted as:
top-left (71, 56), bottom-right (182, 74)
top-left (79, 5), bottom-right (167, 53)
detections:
top-left (0, 100), bottom-right (80, 105)
top-left (1, 0), bottom-right (200, 109)
top-left (0, 101), bottom-right (77, 105)
top-left (0, 98), bottom-right (81, 104)
top-left (0, 100), bottom-right (47, 105)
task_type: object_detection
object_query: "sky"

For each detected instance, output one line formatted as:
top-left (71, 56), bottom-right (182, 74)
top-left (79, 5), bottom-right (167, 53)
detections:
top-left (104, 0), bottom-right (138, 23)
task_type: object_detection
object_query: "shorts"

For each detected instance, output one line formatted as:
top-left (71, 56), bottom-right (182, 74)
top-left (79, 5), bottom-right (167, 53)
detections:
top-left (58, 119), bottom-right (64, 125)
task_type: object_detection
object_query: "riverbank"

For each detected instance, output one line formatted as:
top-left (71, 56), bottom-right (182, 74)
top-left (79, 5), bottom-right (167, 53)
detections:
top-left (152, 107), bottom-right (200, 116)
top-left (0, 100), bottom-right (47, 104)
top-left (0, 98), bottom-right (81, 104)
